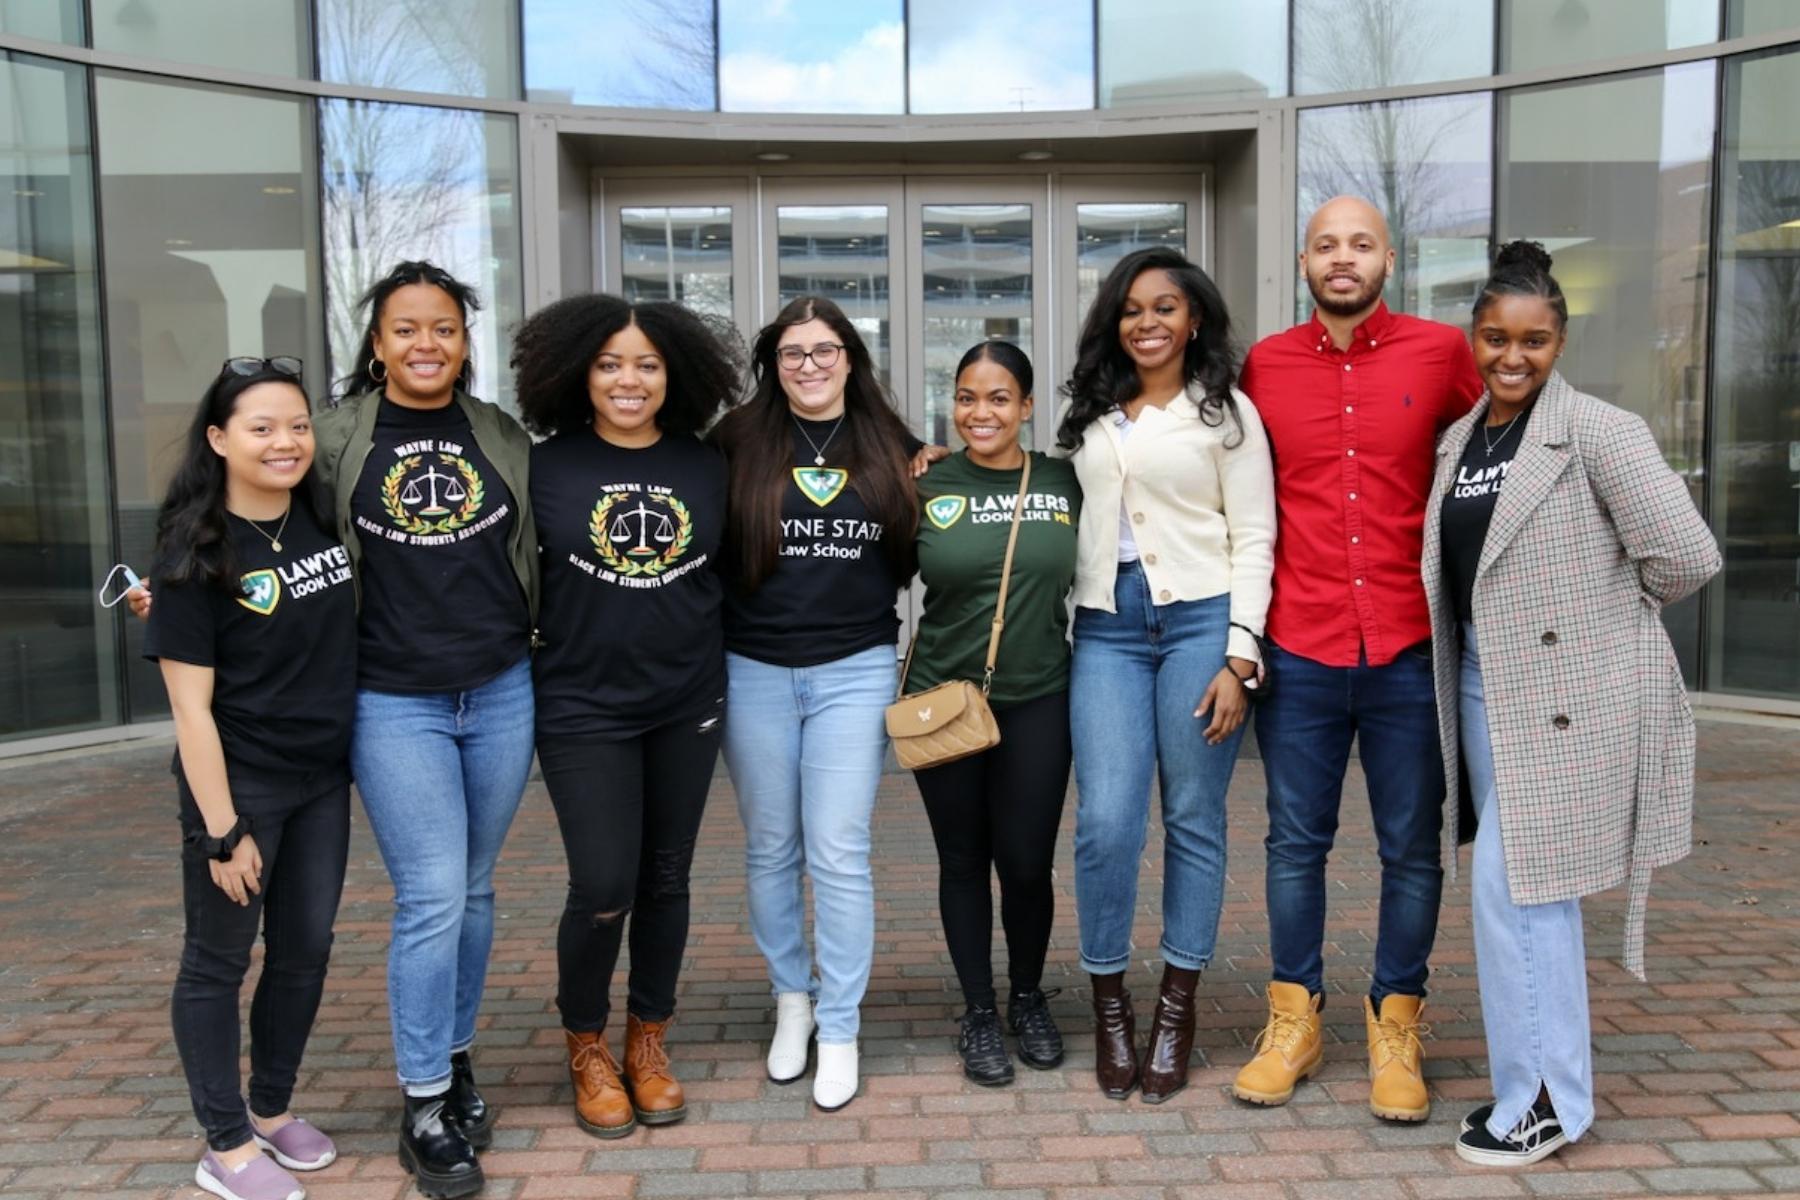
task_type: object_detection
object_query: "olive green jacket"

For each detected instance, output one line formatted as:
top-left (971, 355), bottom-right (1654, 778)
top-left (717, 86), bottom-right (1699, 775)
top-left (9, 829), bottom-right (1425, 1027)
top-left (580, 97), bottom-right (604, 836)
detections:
top-left (313, 389), bottom-right (540, 621)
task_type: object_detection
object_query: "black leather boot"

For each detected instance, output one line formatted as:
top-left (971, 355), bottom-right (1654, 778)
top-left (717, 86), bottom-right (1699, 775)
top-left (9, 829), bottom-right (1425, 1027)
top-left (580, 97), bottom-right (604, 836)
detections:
top-left (447, 1050), bottom-right (495, 1149)
top-left (398, 1092), bottom-right (483, 1198)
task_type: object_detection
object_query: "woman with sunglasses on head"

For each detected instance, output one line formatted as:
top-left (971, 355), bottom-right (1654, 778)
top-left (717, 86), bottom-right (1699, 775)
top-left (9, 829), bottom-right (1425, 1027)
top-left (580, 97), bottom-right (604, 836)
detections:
top-left (908, 341), bottom-right (1081, 1086)
top-left (146, 357), bottom-right (355, 1200)
top-left (710, 296), bottom-right (923, 1112)
top-left (1062, 246), bottom-right (1275, 1103)
top-left (511, 294), bottom-right (738, 1140)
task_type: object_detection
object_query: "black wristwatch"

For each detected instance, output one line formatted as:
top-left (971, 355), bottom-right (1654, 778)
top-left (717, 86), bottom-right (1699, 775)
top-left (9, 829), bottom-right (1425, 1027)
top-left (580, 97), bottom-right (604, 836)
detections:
top-left (186, 813), bottom-right (253, 862)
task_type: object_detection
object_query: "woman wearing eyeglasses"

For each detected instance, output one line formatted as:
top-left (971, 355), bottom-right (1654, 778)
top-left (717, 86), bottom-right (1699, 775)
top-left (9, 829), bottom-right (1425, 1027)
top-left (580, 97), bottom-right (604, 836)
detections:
top-left (710, 296), bottom-right (924, 1112)
top-left (145, 356), bottom-right (355, 1200)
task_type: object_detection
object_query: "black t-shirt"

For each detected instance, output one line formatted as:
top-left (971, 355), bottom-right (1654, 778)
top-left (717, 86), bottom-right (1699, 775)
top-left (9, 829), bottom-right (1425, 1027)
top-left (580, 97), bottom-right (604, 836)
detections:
top-left (1441, 404), bottom-right (1534, 625)
top-left (723, 417), bottom-right (916, 667)
top-left (531, 430), bottom-right (727, 739)
top-left (144, 502), bottom-right (356, 799)
top-left (349, 399), bottom-right (531, 693)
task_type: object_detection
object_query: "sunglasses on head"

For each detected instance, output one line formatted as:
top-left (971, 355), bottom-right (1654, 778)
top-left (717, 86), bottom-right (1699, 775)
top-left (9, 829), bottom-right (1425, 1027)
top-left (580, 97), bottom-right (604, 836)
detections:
top-left (222, 356), bottom-right (303, 380)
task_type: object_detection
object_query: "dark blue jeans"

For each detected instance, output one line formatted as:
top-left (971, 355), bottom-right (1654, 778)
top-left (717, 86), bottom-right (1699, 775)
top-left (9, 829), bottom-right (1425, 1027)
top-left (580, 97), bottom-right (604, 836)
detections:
top-left (1254, 640), bottom-right (1444, 1003)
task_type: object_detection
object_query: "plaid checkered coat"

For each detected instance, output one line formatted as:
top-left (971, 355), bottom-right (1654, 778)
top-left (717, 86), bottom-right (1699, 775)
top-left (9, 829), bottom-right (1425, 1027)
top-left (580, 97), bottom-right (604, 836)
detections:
top-left (1421, 373), bottom-right (1720, 979)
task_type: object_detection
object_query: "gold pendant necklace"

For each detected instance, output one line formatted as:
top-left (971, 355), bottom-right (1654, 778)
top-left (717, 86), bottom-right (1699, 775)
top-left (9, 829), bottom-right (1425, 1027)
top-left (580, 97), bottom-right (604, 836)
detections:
top-left (235, 505), bottom-right (292, 553)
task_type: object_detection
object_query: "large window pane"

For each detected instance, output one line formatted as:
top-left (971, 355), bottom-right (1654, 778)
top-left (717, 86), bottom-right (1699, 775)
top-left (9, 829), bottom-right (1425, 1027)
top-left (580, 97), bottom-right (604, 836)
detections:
top-left (96, 73), bottom-right (325, 720)
top-left (0, 53), bottom-right (115, 739)
top-left (909, 0), bottom-right (1093, 114)
top-left (1294, 0), bottom-right (1494, 94)
top-left (1729, 0), bottom-right (1800, 36)
top-left (720, 0), bottom-right (903, 114)
top-left (0, 1), bottom-right (83, 43)
top-left (91, 0), bottom-right (308, 77)
top-left (1502, 0), bottom-right (1718, 71)
top-left (1100, 0), bottom-right (1286, 106)
top-left (1297, 93), bottom-right (1494, 327)
top-left (921, 204), bottom-right (1033, 446)
top-left (318, 0), bottom-right (519, 99)
top-left (777, 206), bottom-right (892, 386)
top-left (620, 207), bottom-right (733, 318)
top-left (1075, 202), bottom-right (1187, 327)
top-left (1708, 46), bottom-right (1800, 700)
top-left (1500, 64), bottom-right (1716, 678)
top-left (526, 0), bottom-right (715, 109)
top-left (322, 101), bottom-right (523, 413)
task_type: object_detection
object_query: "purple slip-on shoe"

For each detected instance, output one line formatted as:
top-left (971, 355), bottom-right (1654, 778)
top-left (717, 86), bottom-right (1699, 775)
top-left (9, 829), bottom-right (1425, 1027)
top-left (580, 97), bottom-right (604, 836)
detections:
top-left (194, 1151), bottom-right (305, 1200)
top-left (251, 1116), bottom-right (338, 1171)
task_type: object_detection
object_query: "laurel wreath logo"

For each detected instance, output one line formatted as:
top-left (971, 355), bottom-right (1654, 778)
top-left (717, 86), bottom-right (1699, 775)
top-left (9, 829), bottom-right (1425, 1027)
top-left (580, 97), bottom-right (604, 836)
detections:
top-left (381, 453), bottom-right (485, 535)
top-left (588, 491), bottom-right (694, 578)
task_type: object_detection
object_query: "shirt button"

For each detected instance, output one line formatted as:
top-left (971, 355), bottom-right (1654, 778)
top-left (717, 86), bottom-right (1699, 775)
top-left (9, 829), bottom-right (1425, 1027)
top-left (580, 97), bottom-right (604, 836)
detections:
top-left (1348, 492), bottom-right (1358, 501)
top-left (1345, 405), bottom-right (1354, 413)
top-left (1346, 449), bottom-right (1356, 457)
top-left (1351, 536), bottom-right (1360, 544)
top-left (1144, 552), bottom-right (1158, 565)
top-left (1159, 589), bottom-right (1172, 602)
top-left (1354, 578), bottom-right (1364, 586)
top-left (1541, 630), bottom-right (1559, 646)
top-left (1344, 364), bottom-right (1352, 372)
top-left (1553, 714), bottom-right (1571, 730)
top-left (1132, 512), bottom-right (1145, 525)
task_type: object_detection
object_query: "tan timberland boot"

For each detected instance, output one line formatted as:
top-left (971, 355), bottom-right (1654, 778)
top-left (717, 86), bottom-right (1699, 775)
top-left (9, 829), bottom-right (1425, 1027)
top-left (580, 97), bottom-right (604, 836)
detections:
top-left (623, 1014), bottom-right (687, 1125)
top-left (565, 1029), bottom-right (636, 1138)
top-left (1364, 994), bottom-right (1430, 1122)
top-left (1232, 981), bottom-right (1324, 1106)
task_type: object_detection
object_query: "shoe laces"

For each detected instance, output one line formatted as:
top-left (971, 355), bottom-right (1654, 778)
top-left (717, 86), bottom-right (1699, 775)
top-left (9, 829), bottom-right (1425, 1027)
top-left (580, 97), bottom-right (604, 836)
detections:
top-left (961, 1007), bottom-right (1006, 1059)
top-left (1371, 1013), bottom-right (1430, 1068)
top-left (570, 1038), bottom-right (623, 1088)
top-left (1253, 1007), bottom-right (1316, 1059)
top-left (630, 1020), bottom-right (674, 1077)
top-left (1010, 987), bottom-right (1060, 1039)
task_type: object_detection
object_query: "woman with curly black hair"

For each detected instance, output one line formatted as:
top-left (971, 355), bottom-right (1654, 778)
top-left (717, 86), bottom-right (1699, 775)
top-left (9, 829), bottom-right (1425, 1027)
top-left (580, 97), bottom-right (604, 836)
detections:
top-left (1060, 247), bottom-right (1274, 1103)
top-left (513, 293), bottom-right (739, 1141)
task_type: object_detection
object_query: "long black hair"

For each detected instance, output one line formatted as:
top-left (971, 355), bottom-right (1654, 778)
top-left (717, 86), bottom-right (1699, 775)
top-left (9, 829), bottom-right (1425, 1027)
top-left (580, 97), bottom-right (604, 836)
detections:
top-left (1056, 246), bottom-right (1240, 450)
top-left (954, 339), bottom-right (1034, 398)
top-left (710, 295), bottom-right (918, 590)
top-left (511, 293), bottom-right (743, 439)
top-left (334, 260), bottom-right (481, 401)
top-left (1473, 239), bottom-right (1568, 330)
top-left (153, 364), bottom-right (321, 591)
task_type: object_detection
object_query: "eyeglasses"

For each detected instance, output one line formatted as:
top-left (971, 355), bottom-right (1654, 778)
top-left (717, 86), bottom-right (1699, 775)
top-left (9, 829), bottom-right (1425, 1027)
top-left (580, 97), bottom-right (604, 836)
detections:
top-left (222, 356), bottom-right (303, 379)
top-left (775, 343), bottom-right (845, 371)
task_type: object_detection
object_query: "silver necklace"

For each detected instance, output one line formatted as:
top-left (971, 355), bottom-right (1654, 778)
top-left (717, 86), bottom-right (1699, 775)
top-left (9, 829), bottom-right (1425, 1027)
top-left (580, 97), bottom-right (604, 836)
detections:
top-left (234, 505), bottom-right (291, 553)
top-left (793, 414), bottom-right (847, 467)
top-left (1480, 413), bottom-right (1524, 458)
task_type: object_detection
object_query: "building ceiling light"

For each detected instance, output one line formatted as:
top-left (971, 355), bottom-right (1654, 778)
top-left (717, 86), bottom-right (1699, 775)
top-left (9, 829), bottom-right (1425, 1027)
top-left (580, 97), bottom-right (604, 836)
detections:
top-left (262, 185), bottom-right (297, 195)
top-left (13, 189), bottom-right (44, 197)
top-left (755, 151), bottom-right (791, 162)
top-left (1018, 150), bottom-right (1053, 161)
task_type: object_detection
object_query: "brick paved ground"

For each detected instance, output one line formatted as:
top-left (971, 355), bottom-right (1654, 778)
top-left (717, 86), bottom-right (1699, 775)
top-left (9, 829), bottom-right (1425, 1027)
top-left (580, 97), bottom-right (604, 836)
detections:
top-left (0, 716), bottom-right (1796, 1200)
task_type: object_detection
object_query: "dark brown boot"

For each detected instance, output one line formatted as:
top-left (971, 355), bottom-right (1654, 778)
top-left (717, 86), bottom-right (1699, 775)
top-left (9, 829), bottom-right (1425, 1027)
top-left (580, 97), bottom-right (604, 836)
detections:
top-left (1139, 965), bottom-right (1201, 1103)
top-left (1090, 971), bottom-right (1138, 1100)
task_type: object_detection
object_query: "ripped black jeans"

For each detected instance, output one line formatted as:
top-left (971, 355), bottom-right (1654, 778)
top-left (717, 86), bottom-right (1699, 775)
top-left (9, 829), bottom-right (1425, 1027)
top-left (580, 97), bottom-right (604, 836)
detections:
top-left (537, 702), bottom-right (722, 1033)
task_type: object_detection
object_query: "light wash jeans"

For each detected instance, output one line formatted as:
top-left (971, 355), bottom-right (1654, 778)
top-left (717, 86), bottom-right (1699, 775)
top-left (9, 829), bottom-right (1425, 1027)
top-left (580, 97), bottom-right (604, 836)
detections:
top-left (1070, 570), bottom-right (1243, 975)
top-left (723, 644), bottom-right (894, 1044)
top-left (1461, 625), bottom-right (1594, 1142)
top-left (352, 657), bottom-right (535, 1093)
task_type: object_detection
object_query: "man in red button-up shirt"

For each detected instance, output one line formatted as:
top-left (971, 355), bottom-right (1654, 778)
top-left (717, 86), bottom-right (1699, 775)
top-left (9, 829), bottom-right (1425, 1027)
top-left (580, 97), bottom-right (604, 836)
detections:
top-left (1232, 197), bottom-right (1482, 1123)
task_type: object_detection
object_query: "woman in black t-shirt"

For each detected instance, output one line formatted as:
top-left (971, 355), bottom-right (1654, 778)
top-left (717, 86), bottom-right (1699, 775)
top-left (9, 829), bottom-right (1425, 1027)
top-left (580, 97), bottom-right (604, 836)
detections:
top-left (144, 359), bottom-right (356, 1200)
top-left (512, 294), bottom-right (738, 1140)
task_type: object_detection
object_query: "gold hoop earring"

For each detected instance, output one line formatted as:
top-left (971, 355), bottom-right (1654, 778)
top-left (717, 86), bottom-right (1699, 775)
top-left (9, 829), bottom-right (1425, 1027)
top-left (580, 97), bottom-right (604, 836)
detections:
top-left (369, 359), bottom-right (387, 383)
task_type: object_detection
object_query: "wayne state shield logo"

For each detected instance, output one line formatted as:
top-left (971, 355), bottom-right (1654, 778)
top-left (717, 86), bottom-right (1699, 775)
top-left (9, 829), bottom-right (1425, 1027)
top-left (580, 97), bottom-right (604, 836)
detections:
top-left (792, 467), bottom-right (848, 508)
top-left (236, 569), bottom-right (280, 616)
top-left (925, 495), bottom-right (967, 530)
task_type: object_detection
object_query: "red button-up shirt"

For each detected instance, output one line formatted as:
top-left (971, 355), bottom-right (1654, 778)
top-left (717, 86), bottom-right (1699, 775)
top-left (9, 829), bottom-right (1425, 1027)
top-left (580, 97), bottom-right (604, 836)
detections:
top-left (1239, 303), bottom-right (1482, 667)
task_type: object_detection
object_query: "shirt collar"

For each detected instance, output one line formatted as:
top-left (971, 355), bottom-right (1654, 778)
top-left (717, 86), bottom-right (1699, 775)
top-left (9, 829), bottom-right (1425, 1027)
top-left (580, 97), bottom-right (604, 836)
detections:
top-left (1305, 300), bottom-right (1396, 353)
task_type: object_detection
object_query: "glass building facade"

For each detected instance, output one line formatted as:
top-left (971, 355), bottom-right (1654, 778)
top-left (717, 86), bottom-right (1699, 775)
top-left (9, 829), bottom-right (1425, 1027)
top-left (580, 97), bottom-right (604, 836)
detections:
top-left (3, 1), bottom-right (1799, 744)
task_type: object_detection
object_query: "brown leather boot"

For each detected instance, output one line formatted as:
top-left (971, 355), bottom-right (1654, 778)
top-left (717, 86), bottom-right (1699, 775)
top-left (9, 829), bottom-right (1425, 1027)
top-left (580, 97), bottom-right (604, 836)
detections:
top-left (1090, 971), bottom-right (1139, 1100)
top-left (565, 1029), bottom-right (635, 1139)
top-left (1139, 965), bottom-right (1201, 1103)
top-left (623, 1014), bottom-right (687, 1125)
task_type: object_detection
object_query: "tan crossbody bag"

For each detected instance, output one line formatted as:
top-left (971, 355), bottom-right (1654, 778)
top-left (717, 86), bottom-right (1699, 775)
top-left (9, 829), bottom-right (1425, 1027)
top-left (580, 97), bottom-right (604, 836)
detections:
top-left (885, 455), bottom-right (1031, 771)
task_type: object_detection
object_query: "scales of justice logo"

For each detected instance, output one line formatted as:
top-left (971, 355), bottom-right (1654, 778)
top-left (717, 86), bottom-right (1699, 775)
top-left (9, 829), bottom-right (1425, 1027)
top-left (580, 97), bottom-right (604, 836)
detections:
top-left (589, 489), bottom-right (693, 577)
top-left (382, 453), bottom-right (486, 535)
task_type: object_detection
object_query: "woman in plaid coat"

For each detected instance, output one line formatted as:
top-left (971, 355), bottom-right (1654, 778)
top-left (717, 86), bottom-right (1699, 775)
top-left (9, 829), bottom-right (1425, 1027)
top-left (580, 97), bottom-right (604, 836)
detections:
top-left (1421, 241), bottom-right (1719, 1168)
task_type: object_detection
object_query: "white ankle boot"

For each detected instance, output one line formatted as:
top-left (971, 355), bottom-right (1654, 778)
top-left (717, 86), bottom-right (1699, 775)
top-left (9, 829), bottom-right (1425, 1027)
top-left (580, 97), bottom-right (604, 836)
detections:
top-left (812, 1040), bottom-right (858, 1111)
top-left (767, 992), bottom-right (814, 1083)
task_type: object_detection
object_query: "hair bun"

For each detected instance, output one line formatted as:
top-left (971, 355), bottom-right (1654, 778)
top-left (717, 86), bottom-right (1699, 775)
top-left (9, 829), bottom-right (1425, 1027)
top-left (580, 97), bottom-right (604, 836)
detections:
top-left (1494, 239), bottom-right (1553, 273)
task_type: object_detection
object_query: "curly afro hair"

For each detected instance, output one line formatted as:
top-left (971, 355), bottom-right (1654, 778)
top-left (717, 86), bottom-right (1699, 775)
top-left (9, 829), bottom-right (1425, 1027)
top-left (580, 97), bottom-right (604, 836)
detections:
top-left (511, 293), bottom-right (743, 439)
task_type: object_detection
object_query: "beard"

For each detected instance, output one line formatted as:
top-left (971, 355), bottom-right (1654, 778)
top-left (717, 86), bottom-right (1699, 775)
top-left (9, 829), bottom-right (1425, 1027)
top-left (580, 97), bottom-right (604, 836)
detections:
top-left (1306, 269), bottom-right (1385, 317)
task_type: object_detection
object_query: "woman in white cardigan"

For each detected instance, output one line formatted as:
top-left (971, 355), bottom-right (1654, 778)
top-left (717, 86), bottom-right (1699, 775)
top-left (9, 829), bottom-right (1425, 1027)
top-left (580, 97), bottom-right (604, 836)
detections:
top-left (1061, 247), bottom-right (1275, 1104)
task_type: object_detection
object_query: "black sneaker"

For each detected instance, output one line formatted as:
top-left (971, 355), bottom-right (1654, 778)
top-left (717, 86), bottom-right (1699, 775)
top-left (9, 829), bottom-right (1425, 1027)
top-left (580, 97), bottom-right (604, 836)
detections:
top-left (1007, 987), bottom-right (1065, 1070)
top-left (1455, 1099), bottom-right (1567, 1167)
top-left (957, 1006), bottom-right (1015, 1087)
top-left (1460, 1103), bottom-right (1494, 1134)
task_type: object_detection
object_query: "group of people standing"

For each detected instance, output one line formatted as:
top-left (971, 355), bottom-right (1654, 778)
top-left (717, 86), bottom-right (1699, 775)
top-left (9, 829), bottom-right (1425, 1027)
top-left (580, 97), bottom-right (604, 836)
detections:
top-left (133, 191), bottom-right (1718, 1200)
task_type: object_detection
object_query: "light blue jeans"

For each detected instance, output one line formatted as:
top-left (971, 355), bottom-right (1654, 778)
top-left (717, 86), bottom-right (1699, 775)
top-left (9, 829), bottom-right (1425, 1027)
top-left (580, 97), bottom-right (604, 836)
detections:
top-left (352, 657), bottom-right (535, 1093)
top-left (1461, 625), bottom-right (1594, 1142)
top-left (723, 644), bottom-right (894, 1044)
top-left (1071, 571), bottom-right (1244, 975)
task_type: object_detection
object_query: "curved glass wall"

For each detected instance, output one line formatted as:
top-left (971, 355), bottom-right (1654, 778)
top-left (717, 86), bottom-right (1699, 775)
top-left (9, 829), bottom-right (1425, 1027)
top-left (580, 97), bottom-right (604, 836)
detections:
top-left (719, 0), bottom-right (903, 114)
top-left (318, 0), bottom-right (519, 98)
top-left (1501, 0), bottom-right (1718, 71)
top-left (526, 0), bottom-right (715, 109)
top-left (90, 0), bottom-right (310, 77)
top-left (1293, 0), bottom-right (1495, 94)
top-left (909, 0), bottom-right (1093, 114)
top-left (1100, 0), bottom-right (1287, 105)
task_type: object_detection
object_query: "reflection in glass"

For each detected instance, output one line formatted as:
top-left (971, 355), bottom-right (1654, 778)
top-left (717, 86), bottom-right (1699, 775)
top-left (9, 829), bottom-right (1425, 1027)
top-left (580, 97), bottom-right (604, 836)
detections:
top-left (1293, 0), bottom-right (1493, 94)
top-left (1502, 0), bottom-right (1717, 71)
top-left (620, 207), bottom-right (733, 318)
top-left (1100, 0), bottom-right (1286, 106)
top-left (1075, 203), bottom-right (1185, 329)
top-left (909, 0), bottom-right (1092, 114)
top-left (0, 52), bottom-right (116, 739)
top-left (526, 0), bottom-right (715, 109)
top-left (96, 72), bottom-right (326, 720)
top-left (777, 205), bottom-right (892, 387)
top-left (322, 100), bottom-right (523, 412)
top-left (1727, 0), bottom-right (1800, 37)
top-left (0, 1), bottom-right (83, 43)
top-left (91, 0), bottom-right (308, 76)
top-left (921, 205), bottom-right (1033, 447)
top-left (318, 0), bottom-right (519, 98)
top-left (1297, 92), bottom-right (1493, 327)
top-left (720, 0), bottom-right (903, 114)
top-left (1707, 46), bottom-right (1800, 699)
top-left (1500, 64), bottom-right (1715, 677)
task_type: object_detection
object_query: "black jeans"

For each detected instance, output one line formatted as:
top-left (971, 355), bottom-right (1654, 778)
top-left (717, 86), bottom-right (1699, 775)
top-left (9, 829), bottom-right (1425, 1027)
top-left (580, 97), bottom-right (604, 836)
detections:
top-left (538, 704), bottom-right (722, 1033)
top-left (171, 774), bottom-right (349, 1152)
top-left (913, 690), bottom-right (1072, 1010)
